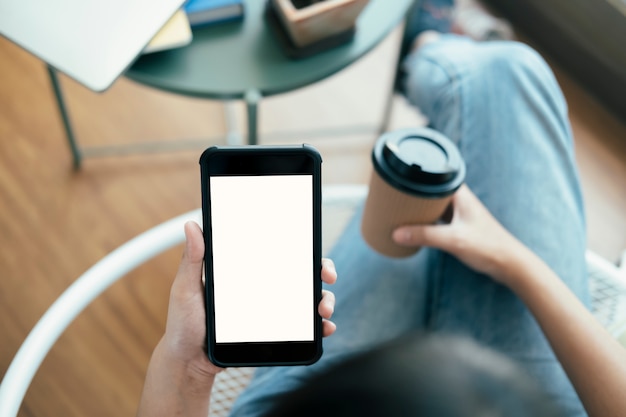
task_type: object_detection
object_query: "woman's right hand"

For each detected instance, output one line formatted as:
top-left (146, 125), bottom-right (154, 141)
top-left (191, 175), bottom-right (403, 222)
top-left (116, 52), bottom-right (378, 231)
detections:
top-left (392, 185), bottom-right (527, 285)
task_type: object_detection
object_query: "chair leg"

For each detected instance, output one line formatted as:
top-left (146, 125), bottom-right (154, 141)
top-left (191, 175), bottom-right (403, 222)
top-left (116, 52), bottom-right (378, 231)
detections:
top-left (378, 11), bottom-right (414, 136)
top-left (47, 65), bottom-right (81, 169)
top-left (378, 82), bottom-right (396, 136)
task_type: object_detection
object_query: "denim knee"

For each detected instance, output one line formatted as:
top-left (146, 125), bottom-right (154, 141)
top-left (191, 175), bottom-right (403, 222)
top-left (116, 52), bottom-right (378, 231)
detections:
top-left (487, 42), bottom-right (548, 77)
top-left (480, 41), bottom-right (568, 115)
top-left (404, 37), bottom-right (564, 107)
top-left (403, 37), bottom-right (569, 144)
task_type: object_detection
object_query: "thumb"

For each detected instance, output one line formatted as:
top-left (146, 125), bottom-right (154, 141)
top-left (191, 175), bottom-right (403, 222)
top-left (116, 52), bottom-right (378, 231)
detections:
top-left (175, 221), bottom-right (205, 290)
top-left (392, 223), bottom-right (452, 250)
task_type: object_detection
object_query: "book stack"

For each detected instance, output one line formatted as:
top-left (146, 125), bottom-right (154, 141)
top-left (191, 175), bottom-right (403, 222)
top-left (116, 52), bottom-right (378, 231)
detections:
top-left (184, 0), bottom-right (245, 28)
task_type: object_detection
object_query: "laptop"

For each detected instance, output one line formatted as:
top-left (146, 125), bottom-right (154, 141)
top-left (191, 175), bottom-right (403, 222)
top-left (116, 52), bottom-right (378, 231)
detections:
top-left (0, 0), bottom-right (186, 92)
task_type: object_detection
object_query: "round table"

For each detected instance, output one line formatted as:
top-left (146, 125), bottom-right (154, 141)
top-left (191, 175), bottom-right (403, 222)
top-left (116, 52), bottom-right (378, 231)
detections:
top-left (126, 0), bottom-right (413, 144)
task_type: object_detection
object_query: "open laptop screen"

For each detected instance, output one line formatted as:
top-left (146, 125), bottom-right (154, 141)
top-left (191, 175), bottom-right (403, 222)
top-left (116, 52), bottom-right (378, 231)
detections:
top-left (0, 0), bottom-right (185, 91)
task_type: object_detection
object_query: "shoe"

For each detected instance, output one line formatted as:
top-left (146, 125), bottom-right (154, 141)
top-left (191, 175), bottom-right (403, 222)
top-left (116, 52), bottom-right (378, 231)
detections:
top-left (396, 0), bottom-right (455, 93)
top-left (452, 0), bottom-right (515, 41)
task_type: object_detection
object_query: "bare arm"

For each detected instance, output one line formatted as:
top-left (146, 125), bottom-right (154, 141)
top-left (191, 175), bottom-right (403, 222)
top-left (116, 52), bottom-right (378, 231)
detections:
top-left (393, 185), bottom-right (626, 417)
top-left (505, 244), bottom-right (626, 417)
top-left (137, 222), bottom-right (338, 417)
top-left (136, 338), bottom-right (218, 417)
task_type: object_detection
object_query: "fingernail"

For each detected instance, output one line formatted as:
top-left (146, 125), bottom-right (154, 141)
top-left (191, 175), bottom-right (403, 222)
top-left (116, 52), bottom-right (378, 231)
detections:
top-left (183, 223), bottom-right (192, 255)
top-left (324, 259), bottom-right (337, 275)
top-left (325, 300), bottom-right (334, 315)
top-left (393, 229), bottom-right (410, 243)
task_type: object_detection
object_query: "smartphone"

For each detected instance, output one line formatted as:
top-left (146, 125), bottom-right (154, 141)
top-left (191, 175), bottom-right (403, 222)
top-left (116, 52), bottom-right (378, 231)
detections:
top-left (199, 144), bottom-right (323, 367)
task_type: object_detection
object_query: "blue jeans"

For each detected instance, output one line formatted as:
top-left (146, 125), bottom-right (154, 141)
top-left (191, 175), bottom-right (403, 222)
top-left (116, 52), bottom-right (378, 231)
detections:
top-left (230, 35), bottom-right (589, 417)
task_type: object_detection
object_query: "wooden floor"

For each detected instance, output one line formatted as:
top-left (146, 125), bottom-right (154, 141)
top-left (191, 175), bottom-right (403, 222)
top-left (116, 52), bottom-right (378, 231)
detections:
top-left (1, 24), bottom-right (625, 417)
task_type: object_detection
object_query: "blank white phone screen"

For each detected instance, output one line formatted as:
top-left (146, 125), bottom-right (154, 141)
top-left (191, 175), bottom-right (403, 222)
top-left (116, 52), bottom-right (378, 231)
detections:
top-left (210, 175), bottom-right (313, 343)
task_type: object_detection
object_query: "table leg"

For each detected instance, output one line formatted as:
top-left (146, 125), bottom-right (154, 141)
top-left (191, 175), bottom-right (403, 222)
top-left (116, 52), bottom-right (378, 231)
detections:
top-left (223, 101), bottom-right (244, 146)
top-left (47, 65), bottom-right (82, 169)
top-left (245, 89), bottom-right (262, 146)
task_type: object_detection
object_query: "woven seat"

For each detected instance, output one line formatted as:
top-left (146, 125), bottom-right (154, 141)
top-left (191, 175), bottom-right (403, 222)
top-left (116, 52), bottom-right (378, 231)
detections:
top-left (0, 185), bottom-right (624, 417)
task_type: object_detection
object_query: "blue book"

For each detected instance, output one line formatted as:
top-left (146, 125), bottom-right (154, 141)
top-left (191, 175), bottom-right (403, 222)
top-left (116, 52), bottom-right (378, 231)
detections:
top-left (183, 0), bottom-right (244, 28)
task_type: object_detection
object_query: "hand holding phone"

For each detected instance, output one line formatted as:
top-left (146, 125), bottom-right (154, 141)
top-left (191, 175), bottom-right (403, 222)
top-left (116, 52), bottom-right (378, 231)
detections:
top-left (200, 145), bottom-right (323, 367)
top-left (137, 221), bottom-right (337, 417)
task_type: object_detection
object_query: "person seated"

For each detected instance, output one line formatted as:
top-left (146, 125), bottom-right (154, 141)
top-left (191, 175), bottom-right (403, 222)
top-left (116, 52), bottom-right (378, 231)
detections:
top-left (137, 2), bottom-right (626, 416)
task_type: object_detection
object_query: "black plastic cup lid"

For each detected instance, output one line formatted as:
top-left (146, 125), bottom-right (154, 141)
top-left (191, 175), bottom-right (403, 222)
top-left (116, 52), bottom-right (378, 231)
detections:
top-left (372, 127), bottom-right (465, 198)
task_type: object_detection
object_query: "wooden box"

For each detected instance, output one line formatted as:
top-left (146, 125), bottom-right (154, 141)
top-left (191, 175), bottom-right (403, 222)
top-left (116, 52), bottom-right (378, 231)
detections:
top-left (271, 0), bottom-right (369, 47)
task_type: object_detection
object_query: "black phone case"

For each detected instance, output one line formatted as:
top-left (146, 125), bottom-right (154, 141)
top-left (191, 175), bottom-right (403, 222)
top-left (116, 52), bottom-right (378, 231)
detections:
top-left (199, 144), bottom-right (323, 367)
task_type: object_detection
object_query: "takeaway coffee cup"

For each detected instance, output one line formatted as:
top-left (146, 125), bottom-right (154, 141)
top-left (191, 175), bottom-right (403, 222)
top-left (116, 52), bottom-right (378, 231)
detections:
top-left (361, 127), bottom-right (466, 258)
